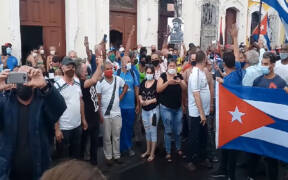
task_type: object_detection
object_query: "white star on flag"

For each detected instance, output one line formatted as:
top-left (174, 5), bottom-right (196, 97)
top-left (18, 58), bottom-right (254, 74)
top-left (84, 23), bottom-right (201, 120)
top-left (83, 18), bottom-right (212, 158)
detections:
top-left (260, 25), bottom-right (265, 31)
top-left (229, 106), bottom-right (245, 124)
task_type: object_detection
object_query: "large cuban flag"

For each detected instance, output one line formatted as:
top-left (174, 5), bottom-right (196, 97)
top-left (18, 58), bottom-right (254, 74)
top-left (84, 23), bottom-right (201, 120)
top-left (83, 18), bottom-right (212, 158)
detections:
top-left (262, 0), bottom-right (288, 40)
top-left (216, 83), bottom-right (288, 163)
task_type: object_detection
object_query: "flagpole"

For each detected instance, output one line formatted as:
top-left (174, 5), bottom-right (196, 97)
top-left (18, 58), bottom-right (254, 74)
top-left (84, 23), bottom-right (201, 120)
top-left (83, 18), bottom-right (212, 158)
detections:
top-left (257, 0), bottom-right (263, 41)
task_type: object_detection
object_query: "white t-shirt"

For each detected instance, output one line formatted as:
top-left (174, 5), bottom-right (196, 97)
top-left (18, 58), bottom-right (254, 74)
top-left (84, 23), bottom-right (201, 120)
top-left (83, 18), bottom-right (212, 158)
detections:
top-left (188, 67), bottom-right (211, 117)
top-left (96, 75), bottom-right (125, 118)
top-left (275, 60), bottom-right (288, 84)
top-left (54, 77), bottom-right (82, 130)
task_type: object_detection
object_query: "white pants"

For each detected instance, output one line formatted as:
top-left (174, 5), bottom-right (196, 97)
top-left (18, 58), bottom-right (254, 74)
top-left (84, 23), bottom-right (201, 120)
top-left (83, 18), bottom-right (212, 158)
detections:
top-left (103, 115), bottom-right (122, 160)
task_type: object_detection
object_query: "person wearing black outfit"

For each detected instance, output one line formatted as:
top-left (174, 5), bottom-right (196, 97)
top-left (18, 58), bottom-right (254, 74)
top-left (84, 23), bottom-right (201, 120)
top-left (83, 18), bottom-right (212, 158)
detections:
top-left (139, 64), bottom-right (159, 162)
top-left (75, 57), bottom-right (103, 165)
top-left (0, 66), bottom-right (66, 180)
top-left (157, 58), bottom-right (187, 162)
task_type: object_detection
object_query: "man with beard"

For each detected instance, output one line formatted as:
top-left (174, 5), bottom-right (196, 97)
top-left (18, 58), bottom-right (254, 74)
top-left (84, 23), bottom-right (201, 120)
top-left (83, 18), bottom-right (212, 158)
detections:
top-left (54, 57), bottom-right (88, 159)
top-left (0, 66), bottom-right (67, 180)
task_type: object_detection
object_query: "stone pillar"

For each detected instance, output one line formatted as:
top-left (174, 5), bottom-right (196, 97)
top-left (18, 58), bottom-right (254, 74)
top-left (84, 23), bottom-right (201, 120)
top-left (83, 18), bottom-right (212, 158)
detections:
top-left (182, 0), bottom-right (202, 47)
top-left (0, 0), bottom-right (21, 63)
top-left (95, 0), bottom-right (110, 47)
top-left (65, 0), bottom-right (79, 55)
top-left (137, 0), bottom-right (159, 51)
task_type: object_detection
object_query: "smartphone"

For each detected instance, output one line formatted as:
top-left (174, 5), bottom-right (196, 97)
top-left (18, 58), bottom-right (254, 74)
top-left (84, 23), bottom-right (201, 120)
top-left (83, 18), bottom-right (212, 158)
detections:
top-left (6, 72), bottom-right (28, 84)
top-left (103, 34), bottom-right (107, 43)
top-left (84, 36), bottom-right (88, 42)
top-left (1, 46), bottom-right (7, 56)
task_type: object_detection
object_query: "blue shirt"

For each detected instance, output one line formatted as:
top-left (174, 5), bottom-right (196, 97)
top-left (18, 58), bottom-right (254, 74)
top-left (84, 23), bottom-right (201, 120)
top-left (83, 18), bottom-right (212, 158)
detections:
top-left (0, 55), bottom-right (18, 71)
top-left (223, 62), bottom-right (245, 86)
top-left (116, 70), bottom-right (139, 109)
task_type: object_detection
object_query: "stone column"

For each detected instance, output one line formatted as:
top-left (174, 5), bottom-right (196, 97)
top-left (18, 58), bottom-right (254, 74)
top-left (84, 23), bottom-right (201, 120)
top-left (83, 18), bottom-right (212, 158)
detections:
top-left (182, 0), bottom-right (202, 47)
top-left (137, 0), bottom-right (159, 51)
top-left (65, 0), bottom-right (79, 54)
top-left (0, 0), bottom-right (21, 62)
top-left (95, 0), bottom-right (110, 48)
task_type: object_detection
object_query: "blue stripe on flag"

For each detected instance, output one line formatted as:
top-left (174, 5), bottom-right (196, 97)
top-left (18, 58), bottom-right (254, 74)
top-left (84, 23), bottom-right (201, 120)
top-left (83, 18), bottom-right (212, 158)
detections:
top-left (222, 136), bottom-right (288, 163)
top-left (268, 116), bottom-right (288, 133)
top-left (222, 84), bottom-right (288, 106)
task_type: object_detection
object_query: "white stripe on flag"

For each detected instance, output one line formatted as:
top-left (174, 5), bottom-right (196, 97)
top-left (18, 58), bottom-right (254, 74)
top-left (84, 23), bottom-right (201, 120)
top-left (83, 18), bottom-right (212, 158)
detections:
top-left (244, 100), bottom-right (288, 121)
top-left (242, 126), bottom-right (288, 148)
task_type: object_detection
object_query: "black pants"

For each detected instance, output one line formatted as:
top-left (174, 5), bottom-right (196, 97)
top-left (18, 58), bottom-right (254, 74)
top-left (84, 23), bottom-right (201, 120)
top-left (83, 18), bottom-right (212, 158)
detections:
top-left (218, 149), bottom-right (238, 180)
top-left (56, 126), bottom-right (82, 159)
top-left (81, 125), bottom-right (99, 165)
top-left (186, 116), bottom-right (208, 163)
top-left (247, 153), bottom-right (278, 180)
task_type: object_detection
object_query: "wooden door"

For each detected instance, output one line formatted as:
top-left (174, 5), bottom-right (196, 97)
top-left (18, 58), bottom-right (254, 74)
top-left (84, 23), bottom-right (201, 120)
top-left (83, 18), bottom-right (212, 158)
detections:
top-left (20, 0), bottom-right (66, 57)
top-left (225, 8), bottom-right (237, 45)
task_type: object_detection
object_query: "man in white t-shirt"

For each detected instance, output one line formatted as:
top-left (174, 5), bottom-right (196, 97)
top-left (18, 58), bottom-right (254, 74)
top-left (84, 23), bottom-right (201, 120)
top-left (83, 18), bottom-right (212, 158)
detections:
top-left (54, 57), bottom-right (88, 159)
top-left (96, 61), bottom-right (128, 165)
top-left (185, 50), bottom-right (211, 171)
top-left (275, 44), bottom-right (288, 84)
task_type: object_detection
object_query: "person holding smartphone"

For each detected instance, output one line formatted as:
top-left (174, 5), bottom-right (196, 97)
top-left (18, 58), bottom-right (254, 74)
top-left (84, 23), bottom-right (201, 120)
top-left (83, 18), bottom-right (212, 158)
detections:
top-left (157, 58), bottom-right (187, 163)
top-left (139, 64), bottom-right (159, 162)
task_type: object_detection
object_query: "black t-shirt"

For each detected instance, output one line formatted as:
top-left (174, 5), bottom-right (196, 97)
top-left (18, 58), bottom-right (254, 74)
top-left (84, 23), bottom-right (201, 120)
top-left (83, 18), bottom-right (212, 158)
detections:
top-left (253, 74), bottom-right (286, 89)
top-left (139, 79), bottom-right (158, 111)
top-left (159, 73), bottom-right (183, 109)
top-left (10, 104), bottom-right (33, 179)
top-left (80, 80), bottom-right (99, 129)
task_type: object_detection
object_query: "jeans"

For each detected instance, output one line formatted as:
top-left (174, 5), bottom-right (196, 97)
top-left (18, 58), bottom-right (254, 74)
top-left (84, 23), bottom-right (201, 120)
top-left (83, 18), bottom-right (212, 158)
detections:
top-left (160, 104), bottom-right (182, 154)
top-left (81, 124), bottom-right (99, 165)
top-left (120, 108), bottom-right (135, 152)
top-left (103, 115), bottom-right (122, 160)
top-left (142, 106), bottom-right (159, 142)
top-left (186, 116), bottom-right (208, 163)
top-left (56, 126), bottom-right (82, 159)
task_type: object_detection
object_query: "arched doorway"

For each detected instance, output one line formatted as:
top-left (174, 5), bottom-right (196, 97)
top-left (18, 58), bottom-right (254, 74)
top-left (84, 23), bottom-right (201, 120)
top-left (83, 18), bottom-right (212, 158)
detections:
top-left (225, 8), bottom-right (237, 45)
top-left (110, 30), bottom-right (123, 49)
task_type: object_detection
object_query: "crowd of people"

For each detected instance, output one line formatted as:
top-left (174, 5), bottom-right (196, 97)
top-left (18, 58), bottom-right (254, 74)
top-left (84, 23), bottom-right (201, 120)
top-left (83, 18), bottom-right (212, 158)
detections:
top-left (1, 24), bottom-right (288, 180)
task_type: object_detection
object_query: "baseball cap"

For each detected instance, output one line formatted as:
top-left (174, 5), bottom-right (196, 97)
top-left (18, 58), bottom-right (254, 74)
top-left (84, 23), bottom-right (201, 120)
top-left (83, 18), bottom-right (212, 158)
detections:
top-left (61, 57), bottom-right (76, 66)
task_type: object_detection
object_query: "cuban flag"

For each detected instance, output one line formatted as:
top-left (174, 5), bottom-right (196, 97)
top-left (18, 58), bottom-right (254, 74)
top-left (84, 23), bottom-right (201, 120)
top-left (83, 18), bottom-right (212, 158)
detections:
top-left (262, 0), bottom-right (288, 41)
top-left (252, 14), bottom-right (271, 50)
top-left (216, 83), bottom-right (288, 163)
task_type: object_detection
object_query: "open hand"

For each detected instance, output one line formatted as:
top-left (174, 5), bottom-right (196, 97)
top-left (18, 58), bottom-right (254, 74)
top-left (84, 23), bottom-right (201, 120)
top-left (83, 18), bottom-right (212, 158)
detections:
top-left (0, 69), bottom-right (15, 91)
top-left (19, 66), bottom-right (46, 88)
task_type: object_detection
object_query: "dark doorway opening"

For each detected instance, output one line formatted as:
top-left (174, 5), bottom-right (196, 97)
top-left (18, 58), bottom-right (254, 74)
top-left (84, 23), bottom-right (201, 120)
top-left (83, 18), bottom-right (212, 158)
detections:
top-left (110, 30), bottom-right (123, 49)
top-left (225, 8), bottom-right (237, 45)
top-left (21, 26), bottom-right (43, 64)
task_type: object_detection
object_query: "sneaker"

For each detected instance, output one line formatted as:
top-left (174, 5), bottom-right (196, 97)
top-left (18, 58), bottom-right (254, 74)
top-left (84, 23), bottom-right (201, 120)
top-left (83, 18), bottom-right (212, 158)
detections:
top-left (210, 169), bottom-right (227, 178)
top-left (105, 159), bottom-right (114, 166)
top-left (128, 149), bottom-right (135, 157)
top-left (199, 159), bottom-right (213, 169)
top-left (184, 162), bottom-right (197, 172)
top-left (114, 158), bottom-right (124, 164)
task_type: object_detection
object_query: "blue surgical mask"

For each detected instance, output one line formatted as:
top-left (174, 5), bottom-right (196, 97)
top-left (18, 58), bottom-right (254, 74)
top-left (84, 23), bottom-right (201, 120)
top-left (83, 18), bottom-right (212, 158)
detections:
top-left (6, 47), bottom-right (12, 55)
top-left (126, 63), bottom-right (131, 70)
top-left (280, 53), bottom-right (288, 60)
top-left (260, 65), bottom-right (270, 75)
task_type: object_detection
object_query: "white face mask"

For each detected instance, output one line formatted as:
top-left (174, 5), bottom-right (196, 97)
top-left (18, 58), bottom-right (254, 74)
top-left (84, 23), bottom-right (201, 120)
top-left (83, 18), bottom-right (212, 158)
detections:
top-left (167, 68), bottom-right (176, 75)
top-left (40, 50), bottom-right (45, 55)
top-left (126, 63), bottom-right (131, 70)
top-left (32, 52), bottom-right (37, 57)
top-left (50, 50), bottom-right (56, 55)
top-left (146, 74), bottom-right (154, 80)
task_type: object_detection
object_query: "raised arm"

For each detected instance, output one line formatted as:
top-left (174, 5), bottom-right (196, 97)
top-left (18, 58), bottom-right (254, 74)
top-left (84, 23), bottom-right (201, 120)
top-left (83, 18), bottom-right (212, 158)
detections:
top-left (230, 24), bottom-right (240, 62)
top-left (125, 25), bottom-right (136, 56)
top-left (84, 57), bottom-right (103, 88)
top-left (84, 36), bottom-right (92, 63)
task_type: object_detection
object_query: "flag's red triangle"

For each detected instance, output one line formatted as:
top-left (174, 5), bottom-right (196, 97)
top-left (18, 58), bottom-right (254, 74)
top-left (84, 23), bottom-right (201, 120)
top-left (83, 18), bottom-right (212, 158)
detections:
top-left (218, 84), bottom-right (274, 148)
top-left (252, 14), bottom-right (268, 35)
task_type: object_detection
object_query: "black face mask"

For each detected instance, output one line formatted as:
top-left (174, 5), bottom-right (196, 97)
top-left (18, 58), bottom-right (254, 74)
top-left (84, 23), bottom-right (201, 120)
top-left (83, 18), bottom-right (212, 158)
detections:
top-left (65, 69), bottom-right (75, 78)
top-left (152, 60), bottom-right (160, 67)
top-left (15, 84), bottom-right (33, 101)
top-left (140, 60), bottom-right (146, 66)
top-left (191, 61), bottom-right (197, 66)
